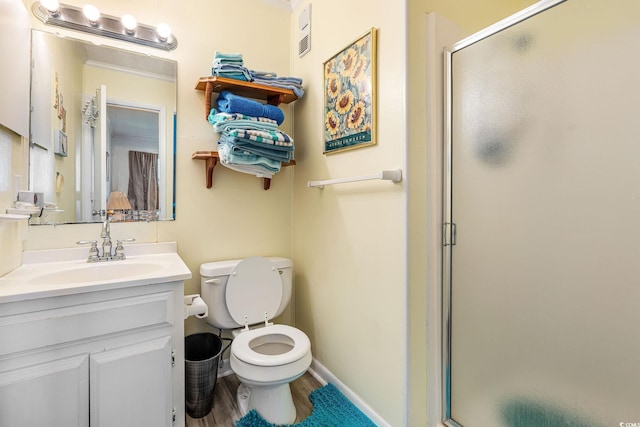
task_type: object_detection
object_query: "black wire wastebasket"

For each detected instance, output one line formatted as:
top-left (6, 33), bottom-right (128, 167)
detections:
top-left (185, 333), bottom-right (231, 418)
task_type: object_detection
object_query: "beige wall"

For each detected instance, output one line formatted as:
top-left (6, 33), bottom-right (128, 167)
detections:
top-left (290, 1), bottom-right (406, 425)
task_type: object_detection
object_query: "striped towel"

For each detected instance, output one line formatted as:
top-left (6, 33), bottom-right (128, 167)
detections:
top-left (214, 121), bottom-right (280, 134)
top-left (229, 143), bottom-right (293, 163)
top-left (218, 141), bottom-right (281, 173)
top-left (230, 136), bottom-right (293, 152)
top-left (249, 70), bottom-right (304, 98)
top-left (208, 110), bottom-right (280, 133)
top-left (208, 110), bottom-right (278, 125)
top-left (212, 64), bottom-right (251, 81)
top-left (220, 134), bottom-right (293, 162)
top-left (228, 129), bottom-right (293, 145)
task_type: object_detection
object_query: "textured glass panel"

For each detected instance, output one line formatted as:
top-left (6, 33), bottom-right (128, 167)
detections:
top-left (449, 1), bottom-right (640, 426)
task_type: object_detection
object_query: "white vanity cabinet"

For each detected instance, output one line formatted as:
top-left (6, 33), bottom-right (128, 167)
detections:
top-left (0, 281), bottom-right (185, 427)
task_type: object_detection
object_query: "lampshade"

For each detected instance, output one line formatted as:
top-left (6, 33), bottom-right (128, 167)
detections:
top-left (107, 191), bottom-right (132, 210)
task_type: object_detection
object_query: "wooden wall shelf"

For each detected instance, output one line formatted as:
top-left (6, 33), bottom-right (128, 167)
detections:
top-left (193, 77), bottom-right (298, 190)
top-left (195, 76), bottom-right (297, 120)
top-left (192, 151), bottom-right (296, 190)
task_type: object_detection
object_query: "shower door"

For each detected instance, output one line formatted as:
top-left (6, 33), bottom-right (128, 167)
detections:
top-left (444, 0), bottom-right (640, 426)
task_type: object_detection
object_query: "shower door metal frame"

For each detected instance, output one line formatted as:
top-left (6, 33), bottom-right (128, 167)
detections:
top-left (441, 1), bottom-right (565, 425)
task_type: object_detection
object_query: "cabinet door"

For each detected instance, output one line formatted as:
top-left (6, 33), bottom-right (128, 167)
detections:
top-left (0, 354), bottom-right (89, 427)
top-left (90, 336), bottom-right (173, 427)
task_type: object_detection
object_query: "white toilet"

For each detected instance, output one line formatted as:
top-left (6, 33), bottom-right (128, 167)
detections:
top-left (199, 256), bottom-right (312, 424)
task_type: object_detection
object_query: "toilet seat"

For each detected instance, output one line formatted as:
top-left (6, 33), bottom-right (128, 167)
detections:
top-left (232, 324), bottom-right (310, 367)
top-left (226, 256), bottom-right (283, 326)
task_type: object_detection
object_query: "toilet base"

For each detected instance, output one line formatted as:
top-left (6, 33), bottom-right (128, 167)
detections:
top-left (236, 382), bottom-right (296, 424)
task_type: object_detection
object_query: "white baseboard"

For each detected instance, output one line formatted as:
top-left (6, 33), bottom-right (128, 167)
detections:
top-left (217, 356), bottom-right (389, 426)
top-left (309, 358), bottom-right (390, 427)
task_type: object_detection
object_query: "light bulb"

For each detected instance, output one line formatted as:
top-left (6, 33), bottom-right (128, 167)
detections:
top-left (121, 14), bottom-right (137, 34)
top-left (82, 5), bottom-right (100, 25)
top-left (40, 0), bottom-right (59, 14)
top-left (156, 23), bottom-right (171, 41)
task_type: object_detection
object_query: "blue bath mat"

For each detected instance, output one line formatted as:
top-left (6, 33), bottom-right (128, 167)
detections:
top-left (235, 383), bottom-right (377, 427)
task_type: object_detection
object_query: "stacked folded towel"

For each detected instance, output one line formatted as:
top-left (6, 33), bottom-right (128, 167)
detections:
top-left (208, 92), bottom-right (294, 179)
top-left (249, 70), bottom-right (305, 98)
top-left (210, 52), bottom-right (305, 99)
top-left (212, 52), bottom-right (251, 81)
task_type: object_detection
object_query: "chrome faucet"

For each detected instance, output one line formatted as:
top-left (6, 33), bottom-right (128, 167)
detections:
top-left (77, 213), bottom-right (135, 262)
top-left (101, 216), bottom-right (113, 260)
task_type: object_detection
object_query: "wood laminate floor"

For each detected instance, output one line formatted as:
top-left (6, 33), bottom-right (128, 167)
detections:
top-left (186, 371), bottom-right (323, 427)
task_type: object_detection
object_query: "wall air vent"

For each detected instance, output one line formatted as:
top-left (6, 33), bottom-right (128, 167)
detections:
top-left (298, 4), bottom-right (311, 57)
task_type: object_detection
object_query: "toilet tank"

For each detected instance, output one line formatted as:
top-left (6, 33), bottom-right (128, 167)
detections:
top-left (199, 257), bottom-right (293, 330)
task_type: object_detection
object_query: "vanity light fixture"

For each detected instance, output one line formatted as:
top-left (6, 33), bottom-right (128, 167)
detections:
top-left (32, 1), bottom-right (178, 51)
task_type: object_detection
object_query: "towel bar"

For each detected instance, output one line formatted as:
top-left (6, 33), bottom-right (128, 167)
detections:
top-left (307, 169), bottom-right (402, 189)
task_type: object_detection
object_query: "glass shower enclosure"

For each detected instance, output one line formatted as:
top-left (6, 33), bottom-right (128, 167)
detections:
top-left (443, 0), bottom-right (640, 425)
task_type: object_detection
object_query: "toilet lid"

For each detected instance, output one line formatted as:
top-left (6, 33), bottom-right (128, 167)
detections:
top-left (226, 256), bottom-right (283, 326)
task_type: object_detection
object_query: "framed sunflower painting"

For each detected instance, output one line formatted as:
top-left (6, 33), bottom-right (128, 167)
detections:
top-left (323, 28), bottom-right (377, 154)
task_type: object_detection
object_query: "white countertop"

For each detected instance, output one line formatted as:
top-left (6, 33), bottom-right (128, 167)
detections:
top-left (0, 242), bottom-right (192, 303)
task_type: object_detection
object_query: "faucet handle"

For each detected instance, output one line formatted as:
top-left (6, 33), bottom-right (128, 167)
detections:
top-left (113, 238), bottom-right (136, 260)
top-left (77, 240), bottom-right (100, 262)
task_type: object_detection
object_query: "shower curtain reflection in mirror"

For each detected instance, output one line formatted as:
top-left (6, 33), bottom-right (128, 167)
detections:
top-left (128, 150), bottom-right (159, 221)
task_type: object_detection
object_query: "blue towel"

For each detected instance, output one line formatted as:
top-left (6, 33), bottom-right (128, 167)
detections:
top-left (220, 134), bottom-right (292, 162)
top-left (228, 129), bottom-right (293, 144)
top-left (228, 135), bottom-right (294, 152)
top-left (249, 70), bottom-right (302, 85)
top-left (252, 80), bottom-right (305, 98)
top-left (213, 72), bottom-right (248, 81)
top-left (208, 110), bottom-right (280, 133)
top-left (213, 58), bottom-right (243, 66)
top-left (212, 64), bottom-right (252, 81)
top-left (229, 143), bottom-right (292, 163)
top-left (214, 52), bottom-right (243, 61)
top-left (218, 132), bottom-right (293, 162)
top-left (249, 70), bottom-right (305, 98)
top-left (218, 142), bottom-right (281, 174)
top-left (217, 90), bottom-right (285, 125)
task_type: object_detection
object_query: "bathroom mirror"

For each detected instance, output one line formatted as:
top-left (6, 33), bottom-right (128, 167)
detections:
top-left (29, 29), bottom-right (177, 224)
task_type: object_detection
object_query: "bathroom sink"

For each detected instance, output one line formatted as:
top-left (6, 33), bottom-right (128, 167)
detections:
top-left (28, 262), bottom-right (160, 286)
top-left (0, 242), bottom-right (192, 302)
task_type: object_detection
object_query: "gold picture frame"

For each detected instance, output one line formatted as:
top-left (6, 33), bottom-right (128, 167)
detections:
top-left (323, 27), bottom-right (377, 154)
